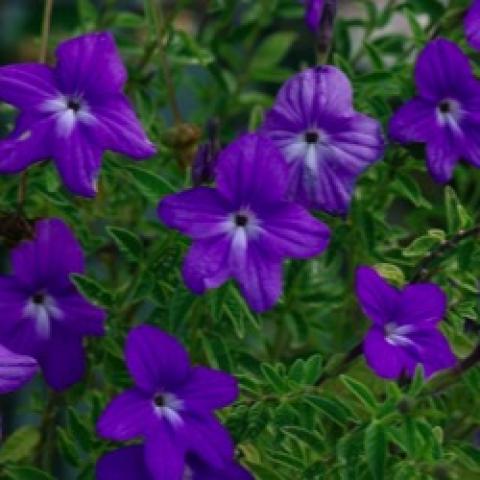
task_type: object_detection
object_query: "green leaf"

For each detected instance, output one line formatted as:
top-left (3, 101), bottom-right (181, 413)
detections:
top-left (71, 274), bottom-right (113, 307)
top-left (114, 12), bottom-right (144, 28)
top-left (304, 395), bottom-right (353, 426)
top-left (340, 374), bottom-right (378, 412)
top-left (67, 407), bottom-right (92, 452)
top-left (0, 426), bottom-right (39, 464)
top-left (365, 420), bottom-right (387, 480)
top-left (77, 0), bottom-right (97, 25)
top-left (302, 354), bottom-right (323, 385)
top-left (445, 186), bottom-right (472, 234)
top-left (282, 426), bottom-right (324, 451)
top-left (6, 466), bottom-right (54, 480)
top-left (403, 235), bottom-right (438, 258)
top-left (125, 164), bottom-right (175, 200)
top-left (260, 363), bottom-right (288, 394)
top-left (56, 427), bottom-right (80, 467)
top-left (392, 174), bottom-right (431, 209)
top-left (107, 226), bottom-right (143, 262)
top-left (251, 32), bottom-right (297, 69)
top-left (374, 263), bottom-right (405, 287)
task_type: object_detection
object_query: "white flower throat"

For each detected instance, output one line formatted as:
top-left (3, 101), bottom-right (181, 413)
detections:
top-left (23, 292), bottom-right (63, 339)
top-left (152, 392), bottom-right (184, 427)
top-left (42, 95), bottom-right (95, 137)
top-left (436, 98), bottom-right (462, 130)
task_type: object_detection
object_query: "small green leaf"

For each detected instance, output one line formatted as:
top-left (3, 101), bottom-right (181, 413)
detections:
top-left (71, 274), bottom-right (113, 307)
top-left (365, 420), bottom-right (387, 480)
top-left (340, 374), bottom-right (378, 412)
top-left (251, 32), bottom-right (297, 69)
top-left (0, 426), bottom-right (39, 464)
top-left (302, 354), bottom-right (323, 385)
top-left (260, 363), bottom-right (287, 394)
top-left (445, 186), bottom-right (472, 234)
top-left (6, 466), bottom-right (54, 480)
top-left (107, 226), bottom-right (143, 262)
top-left (67, 407), bottom-right (92, 452)
top-left (126, 164), bottom-right (175, 200)
top-left (56, 428), bottom-right (80, 467)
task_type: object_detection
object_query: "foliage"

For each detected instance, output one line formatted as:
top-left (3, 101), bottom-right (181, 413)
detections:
top-left (1, 0), bottom-right (480, 479)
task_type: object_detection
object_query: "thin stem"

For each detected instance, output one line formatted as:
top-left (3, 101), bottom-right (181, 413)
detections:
top-left (39, 0), bottom-right (54, 63)
top-left (34, 391), bottom-right (60, 470)
top-left (146, 0), bottom-right (182, 125)
top-left (17, 0), bottom-right (54, 211)
top-left (315, 342), bottom-right (363, 386)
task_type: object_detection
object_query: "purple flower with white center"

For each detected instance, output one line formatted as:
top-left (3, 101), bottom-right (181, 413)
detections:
top-left (0, 344), bottom-right (37, 394)
top-left (389, 38), bottom-right (480, 183)
top-left (261, 67), bottom-right (384, 216)
top-left (356, 266), bottom-right (456, 380)
top-left (97, 325), bottom-right (239, 479)
top-left (0, 218), bottom-right (106, 391)
top-left (96, 445), bottom-right (253, 480)
top-left (465, 1), bottom-right (480, 50)
top-left (0, 32), bottom-right (155, 197)
top-left (158, 133), bottom-right (331, 312)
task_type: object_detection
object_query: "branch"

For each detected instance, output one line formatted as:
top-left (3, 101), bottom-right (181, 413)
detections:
top-left (410, 225), bottom-right (480, 283)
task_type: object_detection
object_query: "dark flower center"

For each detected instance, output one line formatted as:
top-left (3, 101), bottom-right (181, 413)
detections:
top-left (67, 99), bottom-right (81, 112)
top-left (153, 393), bottom-right (166, 407)
top-left (304, 131), bottom-right (319, 144)
top-left (234, 214), bottom-right (249, 227)
top-left (32, 293), bottom-right (45, 305)
top-left (438, 100), bottom-right (452, 114)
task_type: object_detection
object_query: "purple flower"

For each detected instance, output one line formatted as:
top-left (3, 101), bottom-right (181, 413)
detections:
top-left (0, 218), bottom-right (106, 391)
top-left (158, 133), bottom-right (331, 312)
top-left (0, 32), bottom-right (155, 197)
top-left (389, 38), bottom-right (480, 183)
top-left (0, 344), bottom-right (37, 394)
top-left (261, 67), bottom-right (384, 215)
top-left (465, 0), bottom-right (480, 50)
top-left (356, 266), bottom-right (456, 380)
top-left (96, 445), bottom-right (253, 480)
top-left (302, 0), bottom-right (325, 31)
top-left (97, 325), bottom-right (239, 479)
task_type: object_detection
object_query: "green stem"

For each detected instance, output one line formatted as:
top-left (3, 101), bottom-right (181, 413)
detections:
top-left (34, 391), bottom-right (60, 470)
top-left (146, 0), bottom-right (182, 125)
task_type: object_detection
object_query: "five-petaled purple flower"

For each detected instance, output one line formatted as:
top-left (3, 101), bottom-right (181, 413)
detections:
top-left (356, 266), bottom-right (456, 380)
top-left (0, 344), bottom-right (37, 394)
top-left (389, 38), bottom-right (480, 183)
top-left (158, 133), bottom-right (331, 312)
top-left (0, 218), bottom-right (106, 391)
top-left (96, 445), bottom-right (253, 480)
top-left (261, 67), bottom-right (384, 216)
top-left (97, 325), bottom-right (239, 480)
top-left (0, 32), bottom-right (155, 197)
top-left (465, 0), bottom-right (480, 50)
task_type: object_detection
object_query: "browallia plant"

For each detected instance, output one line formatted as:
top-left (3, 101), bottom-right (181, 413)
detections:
top-left (1, 1), bottom-right (480, 479)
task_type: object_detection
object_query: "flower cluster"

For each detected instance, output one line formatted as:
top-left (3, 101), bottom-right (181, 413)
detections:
top-left (1, 1), bottom-right (479, 476)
